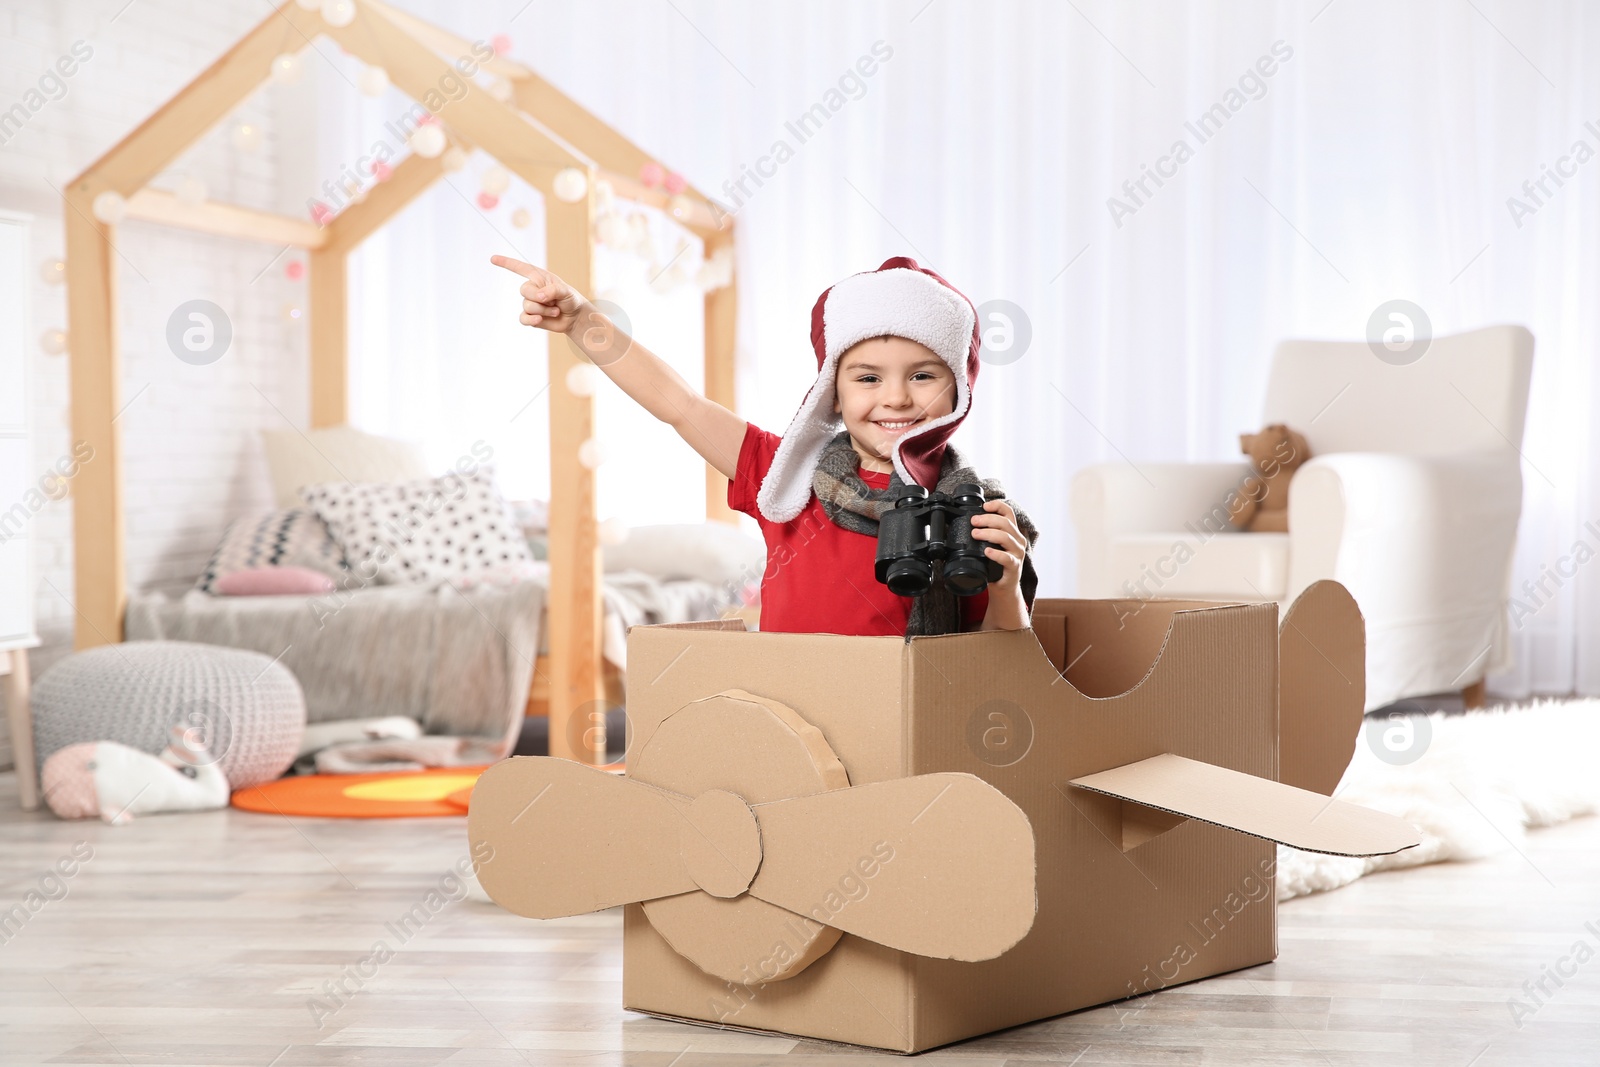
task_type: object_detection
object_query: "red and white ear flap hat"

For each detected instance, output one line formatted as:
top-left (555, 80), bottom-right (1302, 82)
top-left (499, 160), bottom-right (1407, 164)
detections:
top-left (755, 256), bottom-right (982, 524)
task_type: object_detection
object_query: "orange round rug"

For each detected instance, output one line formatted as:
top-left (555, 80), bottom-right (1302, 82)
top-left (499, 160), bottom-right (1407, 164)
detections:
top-left (231, 765), bottom-right (490, 818)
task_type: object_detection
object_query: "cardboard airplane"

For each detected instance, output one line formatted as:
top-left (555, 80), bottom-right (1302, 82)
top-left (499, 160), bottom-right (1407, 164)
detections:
top-left (469, 580), bottom-right (1420, 1053)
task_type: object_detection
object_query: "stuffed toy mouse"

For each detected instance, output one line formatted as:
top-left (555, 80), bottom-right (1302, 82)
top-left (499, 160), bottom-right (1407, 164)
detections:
top-left (1227, 423), bottom-right (1311, 533)
top-left (40, 724), bottom-right (231, 824)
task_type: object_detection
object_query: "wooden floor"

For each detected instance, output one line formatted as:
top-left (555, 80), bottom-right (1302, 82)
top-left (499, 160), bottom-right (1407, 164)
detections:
top-left (1, 770), bottom-right (1596, 1067)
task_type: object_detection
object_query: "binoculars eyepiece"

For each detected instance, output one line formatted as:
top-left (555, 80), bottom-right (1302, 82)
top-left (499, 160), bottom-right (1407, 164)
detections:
top-left (873, 482), bottom-right (1002, 598)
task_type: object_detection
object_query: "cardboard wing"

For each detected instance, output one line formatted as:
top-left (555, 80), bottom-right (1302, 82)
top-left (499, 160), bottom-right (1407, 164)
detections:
top-left (469, 689), bottom-right (1037, 984)
top-left (1069, 753), bottom-right (1417, 856)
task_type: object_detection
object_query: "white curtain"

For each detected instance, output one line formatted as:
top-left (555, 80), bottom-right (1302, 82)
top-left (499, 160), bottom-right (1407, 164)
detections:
top-left (316, 0), bottom-right (1600, 699)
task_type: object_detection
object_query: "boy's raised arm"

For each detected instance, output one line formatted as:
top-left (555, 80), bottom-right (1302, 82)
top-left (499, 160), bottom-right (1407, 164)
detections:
top-left (491, 255), bottom-right (747, 481)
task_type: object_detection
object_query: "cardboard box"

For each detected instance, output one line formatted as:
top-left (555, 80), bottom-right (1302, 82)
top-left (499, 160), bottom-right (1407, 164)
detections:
top-left (470, 580), bottom-right (1418, 1054)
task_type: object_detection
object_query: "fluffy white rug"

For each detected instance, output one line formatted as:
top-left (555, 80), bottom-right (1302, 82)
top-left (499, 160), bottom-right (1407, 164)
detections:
top-left (1275, 697), bottom-right (1600, 901)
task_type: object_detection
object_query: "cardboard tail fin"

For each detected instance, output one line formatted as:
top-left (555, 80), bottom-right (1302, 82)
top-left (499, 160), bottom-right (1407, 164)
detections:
top-left (1278, 580), bottom-right (1367, 795)
top-left (1069, 753), bottom-right (1420, 857)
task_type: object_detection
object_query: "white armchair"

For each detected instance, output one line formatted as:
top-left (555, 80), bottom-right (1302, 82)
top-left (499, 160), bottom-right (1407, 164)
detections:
top-left (1072, 324), bottom-right (1533, 711)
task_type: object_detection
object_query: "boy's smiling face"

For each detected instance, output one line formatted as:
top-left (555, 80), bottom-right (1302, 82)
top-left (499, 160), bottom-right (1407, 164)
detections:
top-left (832, 336), bottom-right (955, 474)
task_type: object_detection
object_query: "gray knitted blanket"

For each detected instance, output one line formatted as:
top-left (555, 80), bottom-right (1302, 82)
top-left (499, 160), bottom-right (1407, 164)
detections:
top-left (126, 580), bottom-right (543, 758)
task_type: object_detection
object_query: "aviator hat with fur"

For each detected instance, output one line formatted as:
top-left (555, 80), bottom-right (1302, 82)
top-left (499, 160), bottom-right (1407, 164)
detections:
top-left (755, 256), bottom-right (982, 523)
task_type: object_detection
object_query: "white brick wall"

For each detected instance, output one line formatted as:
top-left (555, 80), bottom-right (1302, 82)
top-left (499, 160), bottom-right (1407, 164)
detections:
top-left (0, 1), bottom-right (310, 768)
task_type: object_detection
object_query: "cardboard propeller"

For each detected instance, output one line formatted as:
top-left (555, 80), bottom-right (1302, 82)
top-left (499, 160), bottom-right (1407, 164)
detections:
top-left (469, 689), bottom-right (1037, 985)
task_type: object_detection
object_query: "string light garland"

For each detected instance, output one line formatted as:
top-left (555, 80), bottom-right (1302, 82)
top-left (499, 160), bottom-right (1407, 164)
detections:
top-left (269, 53), bottom-right (302, 85)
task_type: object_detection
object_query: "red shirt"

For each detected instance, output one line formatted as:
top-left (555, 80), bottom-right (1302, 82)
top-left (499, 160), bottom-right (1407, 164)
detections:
top-left (728, 421), bottom-right (989, 636)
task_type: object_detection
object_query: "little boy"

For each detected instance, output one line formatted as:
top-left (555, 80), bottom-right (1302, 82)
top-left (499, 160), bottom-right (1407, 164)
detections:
top-left (491, 253), bottom-right (1038, 637)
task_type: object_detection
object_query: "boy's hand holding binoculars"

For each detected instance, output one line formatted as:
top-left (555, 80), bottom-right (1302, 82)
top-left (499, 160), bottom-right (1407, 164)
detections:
top-left (973, 498), bottom-right (1027, 596)
top-left (970, 498), bottom-right (1030, 631)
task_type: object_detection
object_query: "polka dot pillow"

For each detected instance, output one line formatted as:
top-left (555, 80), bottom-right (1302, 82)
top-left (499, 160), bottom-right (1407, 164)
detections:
top-left (299, 468), bottom-right (532, 586)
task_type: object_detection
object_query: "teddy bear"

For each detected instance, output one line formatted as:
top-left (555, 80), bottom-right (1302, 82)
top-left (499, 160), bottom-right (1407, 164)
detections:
top-left (1226, 423), bottom-right (1311, 533)
top-left (40, 724), bottom-right (231, 824)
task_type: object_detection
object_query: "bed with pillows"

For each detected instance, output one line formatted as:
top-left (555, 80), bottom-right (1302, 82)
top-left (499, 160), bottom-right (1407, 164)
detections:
top-left (124, 427), bottom-right (765, 768)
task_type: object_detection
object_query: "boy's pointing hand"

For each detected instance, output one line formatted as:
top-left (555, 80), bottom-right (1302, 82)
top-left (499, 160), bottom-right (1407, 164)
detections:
top-left (491, 255), bottom-right (586, 334)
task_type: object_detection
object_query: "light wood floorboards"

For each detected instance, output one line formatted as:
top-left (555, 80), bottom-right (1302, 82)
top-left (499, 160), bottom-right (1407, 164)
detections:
top-left (1, 771), bottom-right (1596, 1066)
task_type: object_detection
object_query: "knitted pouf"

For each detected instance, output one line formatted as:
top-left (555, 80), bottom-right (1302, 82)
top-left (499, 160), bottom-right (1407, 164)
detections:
top-left (31, 640), bottom-right (306, 790)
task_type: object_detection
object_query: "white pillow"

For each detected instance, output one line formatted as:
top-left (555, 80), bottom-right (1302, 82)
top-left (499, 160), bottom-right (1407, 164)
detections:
top-left (603, 522), bottom-right (766, 586)
top-left (299, 468), bottom-right (532, 586)
top-left (261, 425), bottom-right (431, 509)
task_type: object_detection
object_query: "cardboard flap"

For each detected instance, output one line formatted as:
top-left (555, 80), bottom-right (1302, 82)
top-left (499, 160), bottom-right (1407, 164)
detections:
top-left (468, 757), bottom-right (696, 918)
top-left (1279, 580), bottom-right (1366, 795)
top-left (1069, 754), bottom-right (1419, 857)
top-left (628, 618), bottom-right (748, 636)
top-left (748, 773), bottom-right (1037, 961)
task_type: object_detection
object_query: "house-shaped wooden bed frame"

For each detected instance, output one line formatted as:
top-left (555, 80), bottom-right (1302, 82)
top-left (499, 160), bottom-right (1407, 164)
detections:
top-left (63, 0), bottom-right (738, 763)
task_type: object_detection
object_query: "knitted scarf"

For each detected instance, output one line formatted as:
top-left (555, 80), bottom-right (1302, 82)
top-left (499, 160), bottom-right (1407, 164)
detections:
top-left (812, 430), bottom-right (1040, 637)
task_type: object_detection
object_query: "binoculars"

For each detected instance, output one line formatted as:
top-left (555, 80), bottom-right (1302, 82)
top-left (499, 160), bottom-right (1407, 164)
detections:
top-left (874, 483), bottom-right (1002, 598)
